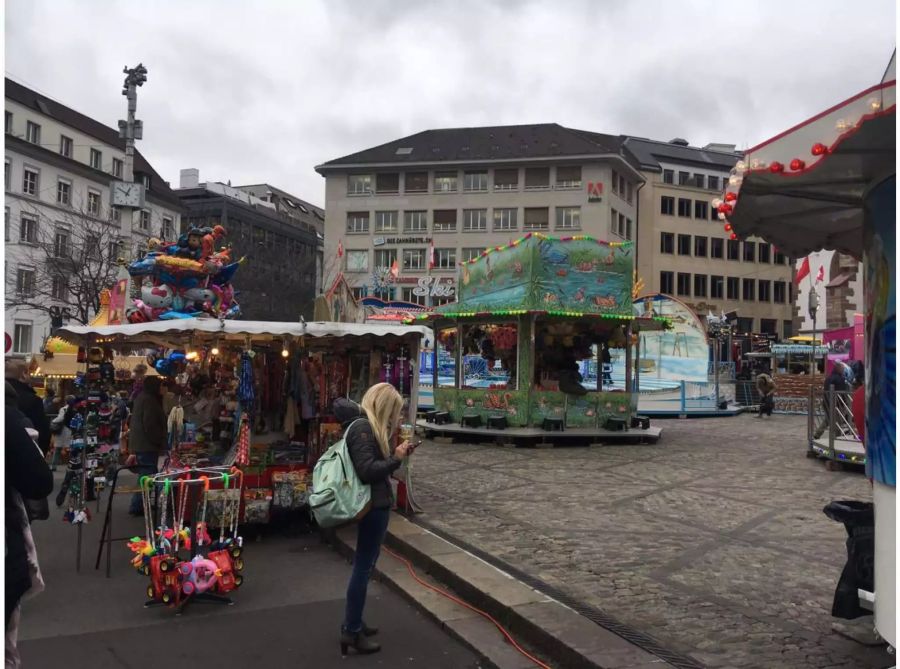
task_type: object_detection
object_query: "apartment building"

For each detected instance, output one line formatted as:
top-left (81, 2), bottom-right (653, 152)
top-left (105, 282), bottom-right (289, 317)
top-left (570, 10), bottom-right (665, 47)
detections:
top-left (624, 137), bottom-right (795, 338)
top-left (4, 78), bottom-right (183, 355)
top-left (316, 124), bottom-right (644, 306)
top-left (176, 170), bottom-right (320, 321)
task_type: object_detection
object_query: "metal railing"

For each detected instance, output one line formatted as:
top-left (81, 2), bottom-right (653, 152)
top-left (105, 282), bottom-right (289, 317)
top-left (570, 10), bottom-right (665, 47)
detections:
top-left (808, 385), bottom-right (864, 463)
top-left (707, 361), bottom-right (736, 379)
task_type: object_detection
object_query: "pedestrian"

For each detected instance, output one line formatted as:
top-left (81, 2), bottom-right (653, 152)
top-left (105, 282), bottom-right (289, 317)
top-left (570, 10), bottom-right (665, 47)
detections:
top-left (755, 373), bottom-right (776, 418)
top-left (6, 388), bottom-right (54, 668)
top-left (126, 376), bottom-right (166, 516)
top-left (5, 358), bottom-right (51, 456)
top-left (42, 388), bottom-right (56, 415)
top-left (814, 362), bottom-right (849, 438)
top-left (601, 343), bottom-right (613, 388)
top-left (334, 384), bottom-right (412, 656)
top-left (129, 364), bottom-right (148, 403)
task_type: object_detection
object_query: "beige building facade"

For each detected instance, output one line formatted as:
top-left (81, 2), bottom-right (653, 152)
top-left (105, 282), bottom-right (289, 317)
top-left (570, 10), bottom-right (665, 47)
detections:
top-left (625, 137), bottom-right (795, 338)
top-left (316, 124), bottom-right (643, 307)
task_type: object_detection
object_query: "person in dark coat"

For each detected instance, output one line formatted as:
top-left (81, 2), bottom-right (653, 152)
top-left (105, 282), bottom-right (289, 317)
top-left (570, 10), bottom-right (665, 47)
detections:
top-left (6, 393), bottom-right (53, 666)
top-left (334, 385), bottom-right (411, 656)
top-left (6, 358), bottom-right (51, 456)
top-left (126, 376), bottom-right (166, 515)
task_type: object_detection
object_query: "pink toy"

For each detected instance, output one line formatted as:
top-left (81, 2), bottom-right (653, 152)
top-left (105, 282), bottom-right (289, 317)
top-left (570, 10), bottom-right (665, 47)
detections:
top-left (179, 556), bottom-right (220, 596)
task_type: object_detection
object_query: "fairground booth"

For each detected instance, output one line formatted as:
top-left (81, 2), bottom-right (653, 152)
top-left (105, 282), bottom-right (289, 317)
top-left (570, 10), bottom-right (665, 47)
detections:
top-left (720, 56), bottom-right (895, 648)
top-left (412, 233), bottom-right (666, 443)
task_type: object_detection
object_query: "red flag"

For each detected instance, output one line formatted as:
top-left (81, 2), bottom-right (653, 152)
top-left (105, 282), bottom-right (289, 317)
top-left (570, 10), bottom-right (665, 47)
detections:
top-left (390, 259), bottom-right (399, 279)
top-left (795, 256), bottom-right (810, 284)
top-left (815, 265), bottom-right (825, 283)
top-left (337, 240), bottom-right (344, 258)
top-left (428, 239), bottom-right (435, 270)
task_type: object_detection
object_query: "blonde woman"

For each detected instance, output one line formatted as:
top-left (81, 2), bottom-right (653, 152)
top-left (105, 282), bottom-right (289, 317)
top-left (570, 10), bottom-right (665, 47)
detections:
top-left (333, 384), bottom-right (413, 656)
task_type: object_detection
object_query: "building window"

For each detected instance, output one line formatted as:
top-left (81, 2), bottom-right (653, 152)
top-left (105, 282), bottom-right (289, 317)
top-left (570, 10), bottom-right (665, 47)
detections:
top-left (708, 176), bottom-right (720, 191)
top-left (4, 159), bottom-right (9, 191)
top-left (162, 216), bottom-right (175, 239)
top-left (694, 274), bottom-right (707, 297)
top-left (677, 234), bottom-right (691, 255)
top-left (111, 207), bottom-right (121, 225)
top-left (774, 281), bottom-right (787, 304)
top-left (774, 250), bottom-right (787, 265)
top-left (760, 319), bottom-right (777, 335)
top-left (694, 236), bottom-right (707, 257)
top-left (16, 267), bottom-right (36, 297)
top-left (727, 239), bottom-right (740, 260)
top-left (57, 179), bottom-right (71, 206)
top-left (612, 210), bottom-right (630, 238)
top-left (4, 207), bottom-right (8, 241)
top-left (463, 209), bottom-right (487, 232)
top-left (108, 240), bottom-right (122, 261)
top-left (662, 169), bottom-right (674, 184)
top-left (375, 173), bottom-right (400, 194)
top-left (405, 172), bottom-right (428, 193)
top-left (758, 243), bottom-right (771, 263)
top-left (660, 232), bottom-right (674, 254)
top-left (401, 287), bottom-right (427, 306)
top-left (13, 323), bottom-right (32, 354)
top-left (22, 167), bottom-right (39, 196)
top-left (727, 277), bottom-right (739, 300)
top-left (625, 182), bottom-right (634, 204)
top-left (693, 173), bottom-right (705, 188)
top-left (51, 275), bottom-right (68, 301)
top-left (403, 248), bottom-right (426, 271)
top-left (611, 170), bottom-right (620, 194)
top-left (351, 287), bottom-right (367, 301)
top-left (464, 171), bottom-right (488, 192)
top-left (524, 167), bottom-right (550, 190)
top-left (112, 158), bottom-right (124, 179)
top-left (54, 228), bottom-right (71, 258)
top-left (660, 196), bottom-right (675, 215)
top-left (26, 121), bottom-right (41, 145)
top-left (493, 169), bottom-right (518, 191)
top-left (428, 209), bottom-right (454, 232)
top-left (4, 111), bottom-right (11, 134)
top-left (84, 233), bottom-right (101, 260)
top-left (736, 317), bottom-right (754, 334)
top-left (758, 280), bottom-right (771, 302)
top-left (461, 248), bottom-right (484, 262)
top-left (711, 205), bottom-right (720, 221)
top-left (678, 171), bottom-right (690, 185)
top-left (493, 208), bottom-right (517, 231)
top-left (139, 210), bottom-right (151, 231)
top-left (677, 198), bottom-right (691, 217)
top-left (347, 174), bottom-right (372, 195)
top-left (660, 271), bottom-right (674, 294)
top-left (60, 135), bottom-right (73, 158)
top-left (783, 320), bottom-right (793, 340)
top-left (524, 207), bottom-right (549, 231)
top-left (87, 190), bottom-right (102, 216)
top-left (346, 250), bottom-right (369, 273)
top-left (374, 211), bottom-right (398, 233)
top-left (142, 174), bottom-right (151, 190)
top-left (742, 278), bottom-right (755, 301)
top-left (742, 241), bottom-right (756, 262)
top-left (404, 211), bottom-right (427, 233)
top-left (556, 166), bottom-right (582, 188)
top-left (19, 215), bottom-right (37, 244)
top-left (434, 171), bottom-right (458, 192)
top-left (711, 275), bottom-right (724, 299)
top-left (346, 212), bottom-right (370, 233)
top-left (434, 248), bottom-right (456, 269)
top-left (677, 272), bottom-right (691, 296)
top-left (374, 249), bottom-right (397, 270)
top-left (694, 200), bottom-right (708, 219)
top-left (556, 206), bottom-right (581, 230)
top-left (711, 237), bottom-right (724, 259)
top-left (90, 148), bottom-right (102, 170)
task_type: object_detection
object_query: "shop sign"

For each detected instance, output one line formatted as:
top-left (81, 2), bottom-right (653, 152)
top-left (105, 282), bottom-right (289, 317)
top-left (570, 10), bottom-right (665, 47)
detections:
top-left (373, 237), bottom-right (386, 247)
top-left (412, 276), bottom-right (455, 298)
top-left (383, 237), bottom-right (432, 245)
top-left (587, 181), bottom-right (604, 203)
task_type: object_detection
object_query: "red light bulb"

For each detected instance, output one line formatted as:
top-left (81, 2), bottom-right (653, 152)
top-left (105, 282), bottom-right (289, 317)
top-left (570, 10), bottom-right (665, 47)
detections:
top-left (724, 192), bottom-right (737, 202)
top-left (724, 224), bottom-right (733, 232)
top-left (811, 143), bottom-right (828, 156)
top-left (790, 159), bottom-right (806, 171)
top-left (730, 233), bottom-right (738, 241)
top-left (769, 162), bottom-right (784, 173)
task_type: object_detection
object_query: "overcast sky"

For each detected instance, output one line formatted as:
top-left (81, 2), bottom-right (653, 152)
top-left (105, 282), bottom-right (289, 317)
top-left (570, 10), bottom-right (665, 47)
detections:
top-left (5, 0), bottom-right (895, 207)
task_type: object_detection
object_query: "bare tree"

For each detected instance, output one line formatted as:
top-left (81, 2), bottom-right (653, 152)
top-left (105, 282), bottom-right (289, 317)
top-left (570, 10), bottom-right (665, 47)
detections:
top-left (6, 201), bottom-right (126, 326)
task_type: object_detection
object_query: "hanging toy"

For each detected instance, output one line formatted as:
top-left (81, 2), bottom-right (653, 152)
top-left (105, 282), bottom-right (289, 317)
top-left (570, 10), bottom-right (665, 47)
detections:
top-left (237, 352), bottom-right (255, 406)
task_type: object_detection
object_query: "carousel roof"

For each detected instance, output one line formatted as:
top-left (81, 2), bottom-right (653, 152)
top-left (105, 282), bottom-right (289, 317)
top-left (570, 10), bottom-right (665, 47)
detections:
top-left (717, 60), bottom-right (895, 258)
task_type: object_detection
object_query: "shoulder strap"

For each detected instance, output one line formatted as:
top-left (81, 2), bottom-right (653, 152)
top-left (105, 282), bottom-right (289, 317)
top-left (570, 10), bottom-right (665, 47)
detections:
top-left (343, 417), bottom-right (368, 442)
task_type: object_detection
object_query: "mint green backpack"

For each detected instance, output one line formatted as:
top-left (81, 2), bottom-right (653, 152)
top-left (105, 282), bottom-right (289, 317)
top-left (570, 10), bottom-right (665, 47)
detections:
top-left (310, 419), bottom-right (372, 528)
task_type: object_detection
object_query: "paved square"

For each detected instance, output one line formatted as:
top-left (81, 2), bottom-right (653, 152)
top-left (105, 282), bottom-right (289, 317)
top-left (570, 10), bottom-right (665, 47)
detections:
top-left (411, 414), bottom-right (891, 669)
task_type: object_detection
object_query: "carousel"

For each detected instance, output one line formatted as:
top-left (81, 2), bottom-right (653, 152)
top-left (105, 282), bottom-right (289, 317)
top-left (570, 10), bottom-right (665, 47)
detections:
top-left (412, 232), bottom-right (666, 444)
top-left (719, 55), bottom-right (895, 649)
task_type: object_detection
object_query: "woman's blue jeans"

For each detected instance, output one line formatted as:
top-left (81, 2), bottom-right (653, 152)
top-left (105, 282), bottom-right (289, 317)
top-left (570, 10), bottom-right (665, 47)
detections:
top-left (342, 507), bottom-right (391, 633)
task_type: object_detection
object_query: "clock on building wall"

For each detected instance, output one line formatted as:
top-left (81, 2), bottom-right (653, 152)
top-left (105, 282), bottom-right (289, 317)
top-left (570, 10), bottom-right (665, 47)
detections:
top-left (111, 181), bottom-right (145, 209)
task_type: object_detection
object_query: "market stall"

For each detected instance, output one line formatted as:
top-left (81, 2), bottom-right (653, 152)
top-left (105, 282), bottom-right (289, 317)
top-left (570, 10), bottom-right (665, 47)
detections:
top-left (412, 233), bottom-right (666, 443)
top-left (718, 59), bottom-right (894, 647)
top-left (823, 314), bottom-right (865, 376)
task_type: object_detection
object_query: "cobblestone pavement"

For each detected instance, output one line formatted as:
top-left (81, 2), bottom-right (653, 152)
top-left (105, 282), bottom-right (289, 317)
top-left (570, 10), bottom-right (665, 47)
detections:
top-left (410, 414), bottom-right (892, 669)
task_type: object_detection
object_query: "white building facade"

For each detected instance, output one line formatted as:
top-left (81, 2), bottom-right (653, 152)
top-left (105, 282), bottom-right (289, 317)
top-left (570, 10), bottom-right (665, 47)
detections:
top-left (5, 78), bottom-right (182, 355)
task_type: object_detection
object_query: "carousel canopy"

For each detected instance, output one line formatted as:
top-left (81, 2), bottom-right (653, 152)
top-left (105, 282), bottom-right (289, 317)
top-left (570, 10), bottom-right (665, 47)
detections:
top-left (721, 58), bottom-right (895, 258)
top-left (420, 232), bottom-right (637, 321)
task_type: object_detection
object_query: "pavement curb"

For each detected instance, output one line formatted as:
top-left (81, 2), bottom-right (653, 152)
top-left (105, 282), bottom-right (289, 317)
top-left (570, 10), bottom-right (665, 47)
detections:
top-left (332, 512), bottom-right (671, 669)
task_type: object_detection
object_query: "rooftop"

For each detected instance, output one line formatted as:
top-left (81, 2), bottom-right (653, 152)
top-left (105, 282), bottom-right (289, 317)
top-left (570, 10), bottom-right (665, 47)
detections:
top-left (621, 136), bottom-right (742, 172)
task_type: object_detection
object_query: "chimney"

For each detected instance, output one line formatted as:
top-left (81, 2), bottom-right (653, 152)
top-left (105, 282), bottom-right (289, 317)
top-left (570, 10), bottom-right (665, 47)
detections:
top-left (180, 168), bottom-right (200, 189)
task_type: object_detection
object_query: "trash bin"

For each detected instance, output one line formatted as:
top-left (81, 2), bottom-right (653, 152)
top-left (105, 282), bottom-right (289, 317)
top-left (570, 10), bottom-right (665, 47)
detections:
top-left (823, 500), bottom-right (875, 619)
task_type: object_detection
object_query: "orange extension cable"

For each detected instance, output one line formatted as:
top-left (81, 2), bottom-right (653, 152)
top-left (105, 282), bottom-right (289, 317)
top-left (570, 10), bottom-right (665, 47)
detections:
top-left (383, 546), bottom-right (553, 669)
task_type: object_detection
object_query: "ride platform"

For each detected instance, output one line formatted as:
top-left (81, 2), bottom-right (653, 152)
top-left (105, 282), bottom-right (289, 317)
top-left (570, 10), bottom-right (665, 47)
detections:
top-left (417, 419), bottom-right (662, 446)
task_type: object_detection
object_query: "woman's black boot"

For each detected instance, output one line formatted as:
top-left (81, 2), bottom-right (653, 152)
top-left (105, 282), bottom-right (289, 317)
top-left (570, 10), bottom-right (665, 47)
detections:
top-left (340, 630), bottom-right (381, 655)
top-left (362, 622), bottom-right (378, 637)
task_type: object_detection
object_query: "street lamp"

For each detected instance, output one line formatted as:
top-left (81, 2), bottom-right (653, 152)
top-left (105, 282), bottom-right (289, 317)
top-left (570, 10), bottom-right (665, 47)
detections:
top-left (808, 285), bottom-right (820, 380)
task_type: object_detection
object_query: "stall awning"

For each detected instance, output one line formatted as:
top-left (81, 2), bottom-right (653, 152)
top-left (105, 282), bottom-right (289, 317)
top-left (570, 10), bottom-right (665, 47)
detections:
top-left (31, 354), bottom-right (158, 379)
